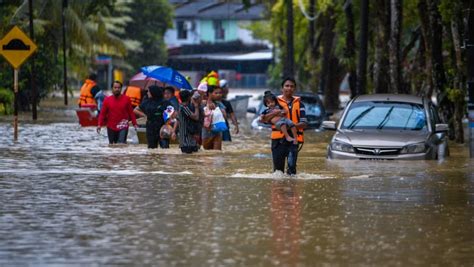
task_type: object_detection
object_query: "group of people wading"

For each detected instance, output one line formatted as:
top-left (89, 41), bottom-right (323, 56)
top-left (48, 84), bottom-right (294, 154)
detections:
top-left (78, 73), bottom-right (306, 175)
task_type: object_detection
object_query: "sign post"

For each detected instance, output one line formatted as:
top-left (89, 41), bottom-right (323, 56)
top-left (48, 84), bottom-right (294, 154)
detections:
top-left (13, 69), bottom-right (19, 141)
top-left (0, 26), bottom-right (38, 141)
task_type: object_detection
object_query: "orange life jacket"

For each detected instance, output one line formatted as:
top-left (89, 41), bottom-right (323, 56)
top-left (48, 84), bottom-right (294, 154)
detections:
top-left (78, 79), bottom-right (97, 106)
top-left (271, 95), bottom-right (304, 143)
top-left (125, 86), bottom-right (142, 107)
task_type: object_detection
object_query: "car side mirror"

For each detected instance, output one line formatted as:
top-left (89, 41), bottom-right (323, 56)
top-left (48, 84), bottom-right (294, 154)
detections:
top-left (435, 123), bottom-right (448, 133)
top-left (322, 121), bottom-right (337, 130)
top-left (247, 107), bottom-right (257, 114)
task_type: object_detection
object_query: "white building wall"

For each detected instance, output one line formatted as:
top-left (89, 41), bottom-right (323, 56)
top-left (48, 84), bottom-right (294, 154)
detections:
top-left (165, 19), bottom-right (271, 48)
top-left (164, 19), bottom-right (201, 48)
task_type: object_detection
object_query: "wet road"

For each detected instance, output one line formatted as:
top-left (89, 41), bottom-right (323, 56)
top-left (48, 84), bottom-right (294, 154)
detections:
top-left (0, 105), bottom-right (473, 265)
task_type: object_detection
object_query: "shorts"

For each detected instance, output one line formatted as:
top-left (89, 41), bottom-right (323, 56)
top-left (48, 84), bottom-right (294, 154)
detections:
top-left (275, 117), bottom-right (295, 130)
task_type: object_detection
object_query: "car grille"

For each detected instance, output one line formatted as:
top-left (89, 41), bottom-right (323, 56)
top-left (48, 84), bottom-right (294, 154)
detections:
top-left (354, 147), bottom-right (401, 156)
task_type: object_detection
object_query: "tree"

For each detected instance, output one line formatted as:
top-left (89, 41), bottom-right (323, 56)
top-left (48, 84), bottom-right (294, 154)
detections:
top-left (389, 0), bottom-right (403, 93)
top-left (343, 0), bottom-right (357, 98)
top-left (356, 0), bottom-right (369, 95)
top-left (2, 0), bottom-right (132, 110)
top-left (373, 0), bottom-right (391, 94)
top-left (284, 0), bottom-right (295, 77)
top-left (121, 0), bottom-right (173, 71)
top-left (320, 7), bottom-right (341, 112)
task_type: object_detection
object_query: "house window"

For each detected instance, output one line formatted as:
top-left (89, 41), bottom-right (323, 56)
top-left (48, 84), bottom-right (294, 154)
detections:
top-left (213, 20), bottom-right (225, 40)
top-left (177, 21), bottom-right (187, 40)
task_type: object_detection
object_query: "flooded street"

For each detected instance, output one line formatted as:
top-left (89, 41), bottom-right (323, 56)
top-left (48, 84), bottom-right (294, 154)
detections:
top-left (0, 104), bottom-right (473, 265)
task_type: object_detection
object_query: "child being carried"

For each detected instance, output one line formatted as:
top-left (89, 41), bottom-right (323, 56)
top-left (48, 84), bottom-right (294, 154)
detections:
top-left (260, 91), bottom-right (298, 144)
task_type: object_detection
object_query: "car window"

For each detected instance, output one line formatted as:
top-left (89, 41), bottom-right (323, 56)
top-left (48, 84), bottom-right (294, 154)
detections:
top-left (304, 102), bottom-right (322, 116)
top-left (341, 101), bottom-right (427, 130)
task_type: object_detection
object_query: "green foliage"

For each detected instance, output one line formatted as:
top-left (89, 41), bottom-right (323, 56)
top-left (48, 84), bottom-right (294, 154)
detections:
top-left (122, 0), bottom-right (173, 70)
top-left (446, 87), bottom-right (465, 104)
top-left (0, 88), bottom-right (14, 115)
top-left (438, 0), bottom-right (462, 23)
top-left (242, 21), bottom-right (273, 43)
top-left (0, 0), bottom-right (161, 110)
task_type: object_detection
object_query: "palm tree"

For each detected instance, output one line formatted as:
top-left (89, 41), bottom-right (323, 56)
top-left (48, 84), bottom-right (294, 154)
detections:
top-left (10, 0), bottom-right (132, 77)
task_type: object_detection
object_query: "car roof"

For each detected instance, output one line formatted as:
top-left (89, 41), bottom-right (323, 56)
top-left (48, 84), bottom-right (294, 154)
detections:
top-left (353, 94), bottom-right (424, 105)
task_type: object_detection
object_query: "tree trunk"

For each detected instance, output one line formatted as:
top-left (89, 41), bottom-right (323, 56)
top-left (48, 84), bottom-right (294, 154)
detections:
top-left (428, 0), bottom-right (452, 138)
top-left (356, 0), bottom-right (369, 95)
top-left (319, 8), bottom-right (341, 112)
top-left (373, 0), bottom-right (391, 94)
top-left (326, 55), bottom-right (344, 112)
top-left (343, 0), bottom-right (357, 98)
top-left (451, 14), bottom-right (465, 143)
top-left (418, 0), bottom-right (433, 98)
top-left (319, 9), bottom-right (335, 96)
top-left (389, 0), bottom-right (403, 94)
top-left (413, 36), bottom-right (426, 95)
top-left (284, 0), bottom-right (294, 78)
top-left (308, 0), bottom-right (319, 93)
top-left (428, 0), bottom-right (446, 95)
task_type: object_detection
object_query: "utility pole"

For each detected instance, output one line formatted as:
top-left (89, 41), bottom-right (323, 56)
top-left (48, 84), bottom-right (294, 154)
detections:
top-left (28, 0), bottom-right (37, 120)
top-left (356, 0), bottom-right (368, 95)
top-left (284, 0), bottom-right (294, 78)
top-left (466, 2), bottom-right (474, 158)
top-left (62, 0), bottom-right (68, 105)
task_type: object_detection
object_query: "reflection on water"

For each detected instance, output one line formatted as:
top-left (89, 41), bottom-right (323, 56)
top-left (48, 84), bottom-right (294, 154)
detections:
top-left (0, 110), bottom-right (473, 265)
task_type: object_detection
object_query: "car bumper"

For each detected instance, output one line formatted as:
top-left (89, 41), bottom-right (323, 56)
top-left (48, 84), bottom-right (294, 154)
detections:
top-left (327, 148), bottom-right (431, 160)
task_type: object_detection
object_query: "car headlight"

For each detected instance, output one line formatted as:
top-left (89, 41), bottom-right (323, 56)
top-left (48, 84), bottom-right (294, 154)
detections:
top-left (330, 141), bottom-right (355, 153)
top-left (400, 143), bottom-right (427, 154)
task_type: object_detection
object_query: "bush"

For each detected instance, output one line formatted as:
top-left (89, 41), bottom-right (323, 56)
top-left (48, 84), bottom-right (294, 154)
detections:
top-left (0, 88), bottom-right (14, 115)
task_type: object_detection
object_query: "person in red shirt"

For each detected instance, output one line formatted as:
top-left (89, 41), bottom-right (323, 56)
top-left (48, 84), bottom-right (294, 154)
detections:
top-left (97, 81), bottom-right (138, 144)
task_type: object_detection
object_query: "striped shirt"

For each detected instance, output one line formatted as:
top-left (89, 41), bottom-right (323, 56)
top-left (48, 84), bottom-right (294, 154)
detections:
top-left (178, 104), bottom-right (198, 148)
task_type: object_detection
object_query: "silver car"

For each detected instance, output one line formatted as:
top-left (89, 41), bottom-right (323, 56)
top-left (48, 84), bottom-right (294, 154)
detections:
top-left (323, 94), bottom-right (449, 160)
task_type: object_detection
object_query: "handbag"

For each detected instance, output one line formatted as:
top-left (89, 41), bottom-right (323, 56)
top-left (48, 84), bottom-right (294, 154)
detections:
top-left (210, 107), bottom-right (228, 133)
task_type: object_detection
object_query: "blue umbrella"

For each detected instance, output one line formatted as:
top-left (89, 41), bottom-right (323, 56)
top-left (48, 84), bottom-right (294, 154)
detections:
top-left (141, 65), bottom-right (193, 90)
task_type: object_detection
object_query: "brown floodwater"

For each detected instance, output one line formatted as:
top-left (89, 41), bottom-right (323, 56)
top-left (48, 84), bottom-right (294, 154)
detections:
top-left (0, 102), bottom-right (473, 265)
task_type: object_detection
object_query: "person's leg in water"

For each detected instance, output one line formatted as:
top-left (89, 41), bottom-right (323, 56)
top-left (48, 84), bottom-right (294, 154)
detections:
top-left (222, 129), bottom-right (232, 142)
top-left (287, 143), bottom-right (298, 175)
top-left (181, 146), bottom-right (194, 154)
top-left (212, 133), bottom-right (222, 150)
top-left (159, 138), bottom-right (170, 148)
top-left (146, 126), bottom-right (159, 149)
top-left (117, 129), bottom-right (128, 144)
top-left (271, 139), bottom-right (289, 173)
top-left (107, 128), bottom-right (119, 144)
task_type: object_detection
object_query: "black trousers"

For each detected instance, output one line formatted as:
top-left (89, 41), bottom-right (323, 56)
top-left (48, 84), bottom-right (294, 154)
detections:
top-left (271, 139), bottom-right (299, 175)
top-left (107, 128), bottom-right (128, 144)
top-left (146, 126), bottom-right (160, 149)
top-left (159, 139), bottom-right (170, 148)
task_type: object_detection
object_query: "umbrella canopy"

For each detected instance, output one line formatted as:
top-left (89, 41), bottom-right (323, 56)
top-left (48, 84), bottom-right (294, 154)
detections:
top-left (129, 72), bottom-right (163, 89)
top-left (141, 65), bottom-right (193, 90)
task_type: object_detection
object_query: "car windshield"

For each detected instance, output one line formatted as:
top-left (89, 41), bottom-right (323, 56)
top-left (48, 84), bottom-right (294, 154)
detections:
top-left (341, 101), bottom-right (427, 130)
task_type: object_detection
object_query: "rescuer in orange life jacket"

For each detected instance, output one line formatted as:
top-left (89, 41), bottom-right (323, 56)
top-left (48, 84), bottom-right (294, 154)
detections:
top-left (260, 77), bottom-right (307, 175)
top-left (78, 73), bottom-right (101, 108)
top-left (123, 83), bottom-right (143, 109)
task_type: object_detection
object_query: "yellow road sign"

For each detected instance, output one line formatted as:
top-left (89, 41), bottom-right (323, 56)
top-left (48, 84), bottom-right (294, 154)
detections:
top-left (0, 26), bottom-right (37, 69)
